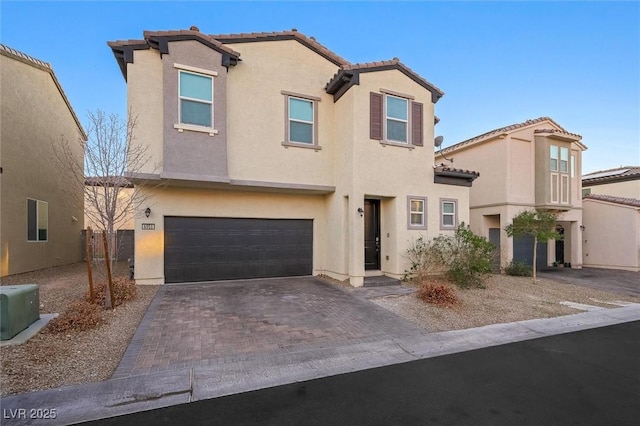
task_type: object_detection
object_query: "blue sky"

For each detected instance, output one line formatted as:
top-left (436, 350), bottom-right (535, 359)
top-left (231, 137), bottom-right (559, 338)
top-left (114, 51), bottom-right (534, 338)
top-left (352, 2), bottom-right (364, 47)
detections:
top-left (2, 1), bottom-right (638, 173)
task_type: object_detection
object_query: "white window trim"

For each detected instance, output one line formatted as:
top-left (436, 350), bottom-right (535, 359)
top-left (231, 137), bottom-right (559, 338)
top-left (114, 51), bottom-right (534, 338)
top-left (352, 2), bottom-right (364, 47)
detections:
top-left (281, 91), bottom-right (321, 150)
top-left (407, 196), bottom-right (427, 230)
top-left (27, 198), bottom-right (48, 242)
top-left (176, 68), bottom-right (216, 135)
top-left (385, 94), bottom-right (409, 144)
top-left (440, 198), bottom-right (458, 230)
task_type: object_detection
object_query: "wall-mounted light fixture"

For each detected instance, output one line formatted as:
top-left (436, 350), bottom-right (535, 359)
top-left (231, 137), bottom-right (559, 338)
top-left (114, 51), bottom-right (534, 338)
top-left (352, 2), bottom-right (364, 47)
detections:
top-left (145, 207), bottom-right (151, 218)
top-left (580, 225), bottom-right (586, 231)
top-left (357, 207), bottom-right (364, 217)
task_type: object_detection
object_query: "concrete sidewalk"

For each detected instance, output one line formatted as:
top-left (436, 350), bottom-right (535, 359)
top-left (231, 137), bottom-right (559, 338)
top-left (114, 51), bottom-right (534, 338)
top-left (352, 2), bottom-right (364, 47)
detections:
top-left (2, 304), bottom-right (639, 426)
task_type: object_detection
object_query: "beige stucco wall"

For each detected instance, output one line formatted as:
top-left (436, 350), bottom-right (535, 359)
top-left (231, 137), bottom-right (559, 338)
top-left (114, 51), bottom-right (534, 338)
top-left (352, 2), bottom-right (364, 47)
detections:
top-left (127, 49), bottom-right (163, 175)
top-left (1, 53), bottom-right (85, 276)
top-left (582, 199), bottom-right (640, 271)
top-left (226, 40), bottom-right (336, 186)
top-left (584, 180), bottom-right (640, 199)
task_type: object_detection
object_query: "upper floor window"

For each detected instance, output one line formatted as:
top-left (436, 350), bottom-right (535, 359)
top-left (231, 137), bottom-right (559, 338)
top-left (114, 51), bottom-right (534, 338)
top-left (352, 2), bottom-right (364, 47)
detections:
top-left (370, 91), bottom-right (423, 148)
top-left (550, 145), bottom-right (558, 171)
top-left (560, 147), bottom-right (569, 173)
top-left (27, 199), bottom-right (48, 242)
top-left (386, 95), bottom-right (408, 143)
top-left (407, 196), bottom-right (427, 229)
top-left (179, 70), bottom-right (213, 128)
top-left (289, 97), bottom-right (314, 144)
top-left (440, 199), bottom-right (458, 230)
top-left (282, 91), bottom-right (321, 150)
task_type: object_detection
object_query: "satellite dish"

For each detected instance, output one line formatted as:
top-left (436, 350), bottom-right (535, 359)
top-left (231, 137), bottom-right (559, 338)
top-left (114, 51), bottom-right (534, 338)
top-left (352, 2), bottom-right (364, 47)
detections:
top-left (434, 135), bottom-right (444, 147)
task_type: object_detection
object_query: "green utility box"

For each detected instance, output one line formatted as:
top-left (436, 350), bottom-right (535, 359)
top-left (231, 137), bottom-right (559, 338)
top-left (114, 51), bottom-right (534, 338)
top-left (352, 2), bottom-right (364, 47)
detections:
top-left (0, 284), bottom-right (40, 340)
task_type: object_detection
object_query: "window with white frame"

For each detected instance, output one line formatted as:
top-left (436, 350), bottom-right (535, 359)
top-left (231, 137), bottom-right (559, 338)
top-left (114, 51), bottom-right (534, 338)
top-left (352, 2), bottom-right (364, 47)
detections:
top-left (550, 145), bottom-right (559, 172)
top-left (27, 199), bottom-right (48, 242)
top-left (407, 197), bottom-right (427, 229)
top-left (560, 147), bottom-right (569, 173)
top-left (178, 70), bottom-right (213, 128)
top-left (440, 199), bottom-right (457, 229)
top-left (386, 95), bottom-right (408, 143)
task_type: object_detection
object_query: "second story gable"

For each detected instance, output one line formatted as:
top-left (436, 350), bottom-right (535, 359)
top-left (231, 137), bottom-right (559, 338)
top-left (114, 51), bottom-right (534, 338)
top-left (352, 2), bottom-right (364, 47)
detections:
top-left (436, 117), bottom-right (587, 210)
top-left (108, 28), bottom-right (444, 191)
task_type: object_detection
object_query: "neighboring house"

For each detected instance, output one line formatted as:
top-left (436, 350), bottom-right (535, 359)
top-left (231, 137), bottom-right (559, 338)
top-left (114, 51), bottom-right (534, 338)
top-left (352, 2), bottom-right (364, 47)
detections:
top-left (108, 27), bottom-right (478, 286)
top-left (581, 167), bottom-right (640, 272)
top-left (436, 117), bottom-right (587, 270)
top-left (0, 44), bottom-right (86, 277)
top-left (84, 177), bottom-right (135, 231)
top-left (582, 166), bottom-right (640, 199)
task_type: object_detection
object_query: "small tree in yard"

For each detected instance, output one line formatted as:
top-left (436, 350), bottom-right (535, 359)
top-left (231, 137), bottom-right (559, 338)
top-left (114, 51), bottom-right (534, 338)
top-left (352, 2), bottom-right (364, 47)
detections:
top-left (53, 110), bottom-right (156, 308)
top-left (504, 209), bottom-right (561, 284)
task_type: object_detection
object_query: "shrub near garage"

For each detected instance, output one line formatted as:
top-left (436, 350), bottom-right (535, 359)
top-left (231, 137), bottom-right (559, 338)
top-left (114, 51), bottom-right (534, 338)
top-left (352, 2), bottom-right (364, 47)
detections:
top-left (87, 277), bottom-right (137, 307)
top-left (505, 260), bottom-right (533, 277)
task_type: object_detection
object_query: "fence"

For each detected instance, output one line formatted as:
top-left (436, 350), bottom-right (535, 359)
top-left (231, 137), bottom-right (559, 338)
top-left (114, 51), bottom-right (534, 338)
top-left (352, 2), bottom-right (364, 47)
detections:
top-left (81, 229), bottom-right (134, 262)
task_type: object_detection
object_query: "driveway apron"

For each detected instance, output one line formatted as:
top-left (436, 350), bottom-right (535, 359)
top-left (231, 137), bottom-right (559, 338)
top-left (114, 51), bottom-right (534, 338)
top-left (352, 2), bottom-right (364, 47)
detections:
top-left (113, 277), bottom-right (424, 378)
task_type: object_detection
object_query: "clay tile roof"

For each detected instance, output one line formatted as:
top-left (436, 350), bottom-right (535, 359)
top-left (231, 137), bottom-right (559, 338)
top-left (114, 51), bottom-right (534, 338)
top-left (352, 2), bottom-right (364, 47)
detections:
top-left (440, 117), bottom-right (577, 154)
top-left (435, 165), bottom-right (480, 177)
top-left (583, 194), bottom-right (640, 208)
top-left (143, 29), bottom-right (241, 57)
top-left (209, 30), bottom-right (349, 66)
top-left (0, 43), bottom-right (86, 140)
top-left (582, 166), bottom-right (640, 185)
top-left (533, 128), bottom-right (582, 139)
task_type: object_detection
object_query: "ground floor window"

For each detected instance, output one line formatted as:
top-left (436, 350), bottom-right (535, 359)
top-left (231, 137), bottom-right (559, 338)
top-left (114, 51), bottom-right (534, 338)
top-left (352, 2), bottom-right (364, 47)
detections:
top-left (440, 199), bottom-right (457, 230)
top-left (27, 198), bottom-right (48, 241)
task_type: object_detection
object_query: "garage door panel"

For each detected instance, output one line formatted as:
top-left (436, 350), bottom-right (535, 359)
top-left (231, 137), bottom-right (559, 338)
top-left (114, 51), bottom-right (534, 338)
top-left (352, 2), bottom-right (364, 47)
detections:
top-left (164, 217), bottom-right (313, 283)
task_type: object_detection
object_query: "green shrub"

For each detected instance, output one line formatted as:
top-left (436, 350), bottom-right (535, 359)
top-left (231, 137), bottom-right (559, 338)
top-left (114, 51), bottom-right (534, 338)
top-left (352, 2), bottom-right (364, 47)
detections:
top-left (416, 280), bottom-right (458, 306)
top-left (46, 300), bottom-right (105, 333)
top-left (504, 260), bottom-right (533, 277)
top-left (405, 224), bottom-right (494, 289)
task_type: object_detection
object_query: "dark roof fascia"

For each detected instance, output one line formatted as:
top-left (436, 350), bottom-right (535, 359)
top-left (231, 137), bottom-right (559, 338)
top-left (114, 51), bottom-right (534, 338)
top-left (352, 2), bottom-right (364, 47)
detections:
top-left (582, 174), bottom-right (640, 187)
top-left (216, 34), bottom-right (346, 67)
top-left (108, 34), bottom-right (242, 80)
top-left (326, 64), bottom-right (444, 104)
top-left (145, 34), bottom-right (241, 68)
top-left (108, 42), bottom-right (149, 81)
top-left (325, 69), bottom-right (359, 102)
top-left (434, 168), bottom-right (480, 187)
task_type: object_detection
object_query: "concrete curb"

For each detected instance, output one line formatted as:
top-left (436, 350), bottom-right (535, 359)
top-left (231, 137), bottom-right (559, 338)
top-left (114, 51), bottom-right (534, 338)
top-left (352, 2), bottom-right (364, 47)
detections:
top-left (2, 305), bottom-right (639, 425)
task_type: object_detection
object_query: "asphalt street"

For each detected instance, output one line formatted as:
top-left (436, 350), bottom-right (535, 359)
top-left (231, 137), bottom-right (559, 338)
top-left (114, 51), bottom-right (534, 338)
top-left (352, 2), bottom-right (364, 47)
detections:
top-left (83, 320), bottom-right (640, 426)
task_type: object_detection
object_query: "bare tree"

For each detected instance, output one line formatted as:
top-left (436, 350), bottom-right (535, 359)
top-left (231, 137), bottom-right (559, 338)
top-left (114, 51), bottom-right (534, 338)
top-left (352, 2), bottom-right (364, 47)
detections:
top-left (53, 109), bottom-right (156, 308)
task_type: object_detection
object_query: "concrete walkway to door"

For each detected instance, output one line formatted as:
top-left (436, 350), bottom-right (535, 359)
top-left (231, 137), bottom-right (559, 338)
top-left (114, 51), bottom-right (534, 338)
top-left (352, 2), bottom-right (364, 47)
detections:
top-left (112, 277), bottom-right (426, 379)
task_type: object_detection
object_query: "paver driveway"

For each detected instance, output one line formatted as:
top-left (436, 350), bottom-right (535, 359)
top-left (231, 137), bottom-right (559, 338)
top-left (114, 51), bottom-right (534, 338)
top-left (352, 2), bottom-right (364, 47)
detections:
top-left (113, 277), bottom-right (424, 378)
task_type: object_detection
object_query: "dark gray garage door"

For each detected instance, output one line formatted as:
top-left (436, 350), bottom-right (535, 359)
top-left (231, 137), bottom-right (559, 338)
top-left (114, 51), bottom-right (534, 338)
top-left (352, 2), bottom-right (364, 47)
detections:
top-left (513, 235), bottom-right (548, 269)
top-left (165, 217), bottom-right (313, 283)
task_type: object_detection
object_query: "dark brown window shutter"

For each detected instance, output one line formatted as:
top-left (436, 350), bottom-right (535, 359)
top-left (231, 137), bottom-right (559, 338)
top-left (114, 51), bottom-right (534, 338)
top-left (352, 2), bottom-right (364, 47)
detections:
top-left (411, 101), bottom-right (423, 146)
top-left (370, 92), bottom-right (383, 140)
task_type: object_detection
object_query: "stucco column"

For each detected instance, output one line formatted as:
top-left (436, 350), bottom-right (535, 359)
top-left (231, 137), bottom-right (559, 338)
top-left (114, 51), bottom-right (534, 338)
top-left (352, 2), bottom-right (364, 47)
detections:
top-left (348, 194), bottom-right (365, 287)
top-left (570, 221), bottom-right (583, 269)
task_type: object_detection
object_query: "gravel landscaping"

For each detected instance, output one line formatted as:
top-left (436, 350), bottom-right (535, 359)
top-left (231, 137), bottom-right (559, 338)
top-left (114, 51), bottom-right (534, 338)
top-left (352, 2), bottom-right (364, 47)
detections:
top-left (0, 264), bottom-right (637, 397)
top-left (0, 262), bottom-right (158, 396)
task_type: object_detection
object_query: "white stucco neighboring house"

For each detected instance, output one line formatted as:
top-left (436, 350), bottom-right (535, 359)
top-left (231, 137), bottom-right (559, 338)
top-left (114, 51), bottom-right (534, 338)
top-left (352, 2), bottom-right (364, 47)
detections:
top-left (435, 117), bottom-right (587, 270)
top-left (581, 167), bottom-right (640, 272)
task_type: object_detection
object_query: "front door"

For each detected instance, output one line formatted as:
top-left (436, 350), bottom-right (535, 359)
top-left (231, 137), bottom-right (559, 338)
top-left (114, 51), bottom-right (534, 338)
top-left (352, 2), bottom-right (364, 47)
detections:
top-left (555, 225), bottom-right (565, 264)
top-left (364, 199), bottom-right (381, 270)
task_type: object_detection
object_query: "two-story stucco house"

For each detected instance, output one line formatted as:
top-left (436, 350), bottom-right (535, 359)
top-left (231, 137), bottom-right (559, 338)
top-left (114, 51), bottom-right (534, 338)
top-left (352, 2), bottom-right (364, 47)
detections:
top-left (436, 117), bottom-right (587, 270)
top-left (108, 27), bottom-right (477, 286)
top-left (581, 167), bottom-right (640, 271)
top-left (0, 44), bottom-right (86, 277)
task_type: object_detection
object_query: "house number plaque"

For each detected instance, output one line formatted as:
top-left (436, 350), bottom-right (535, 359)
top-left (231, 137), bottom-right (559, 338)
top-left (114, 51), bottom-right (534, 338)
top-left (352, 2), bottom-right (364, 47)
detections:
top-left (141, 223), bottom-right (155, 230)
